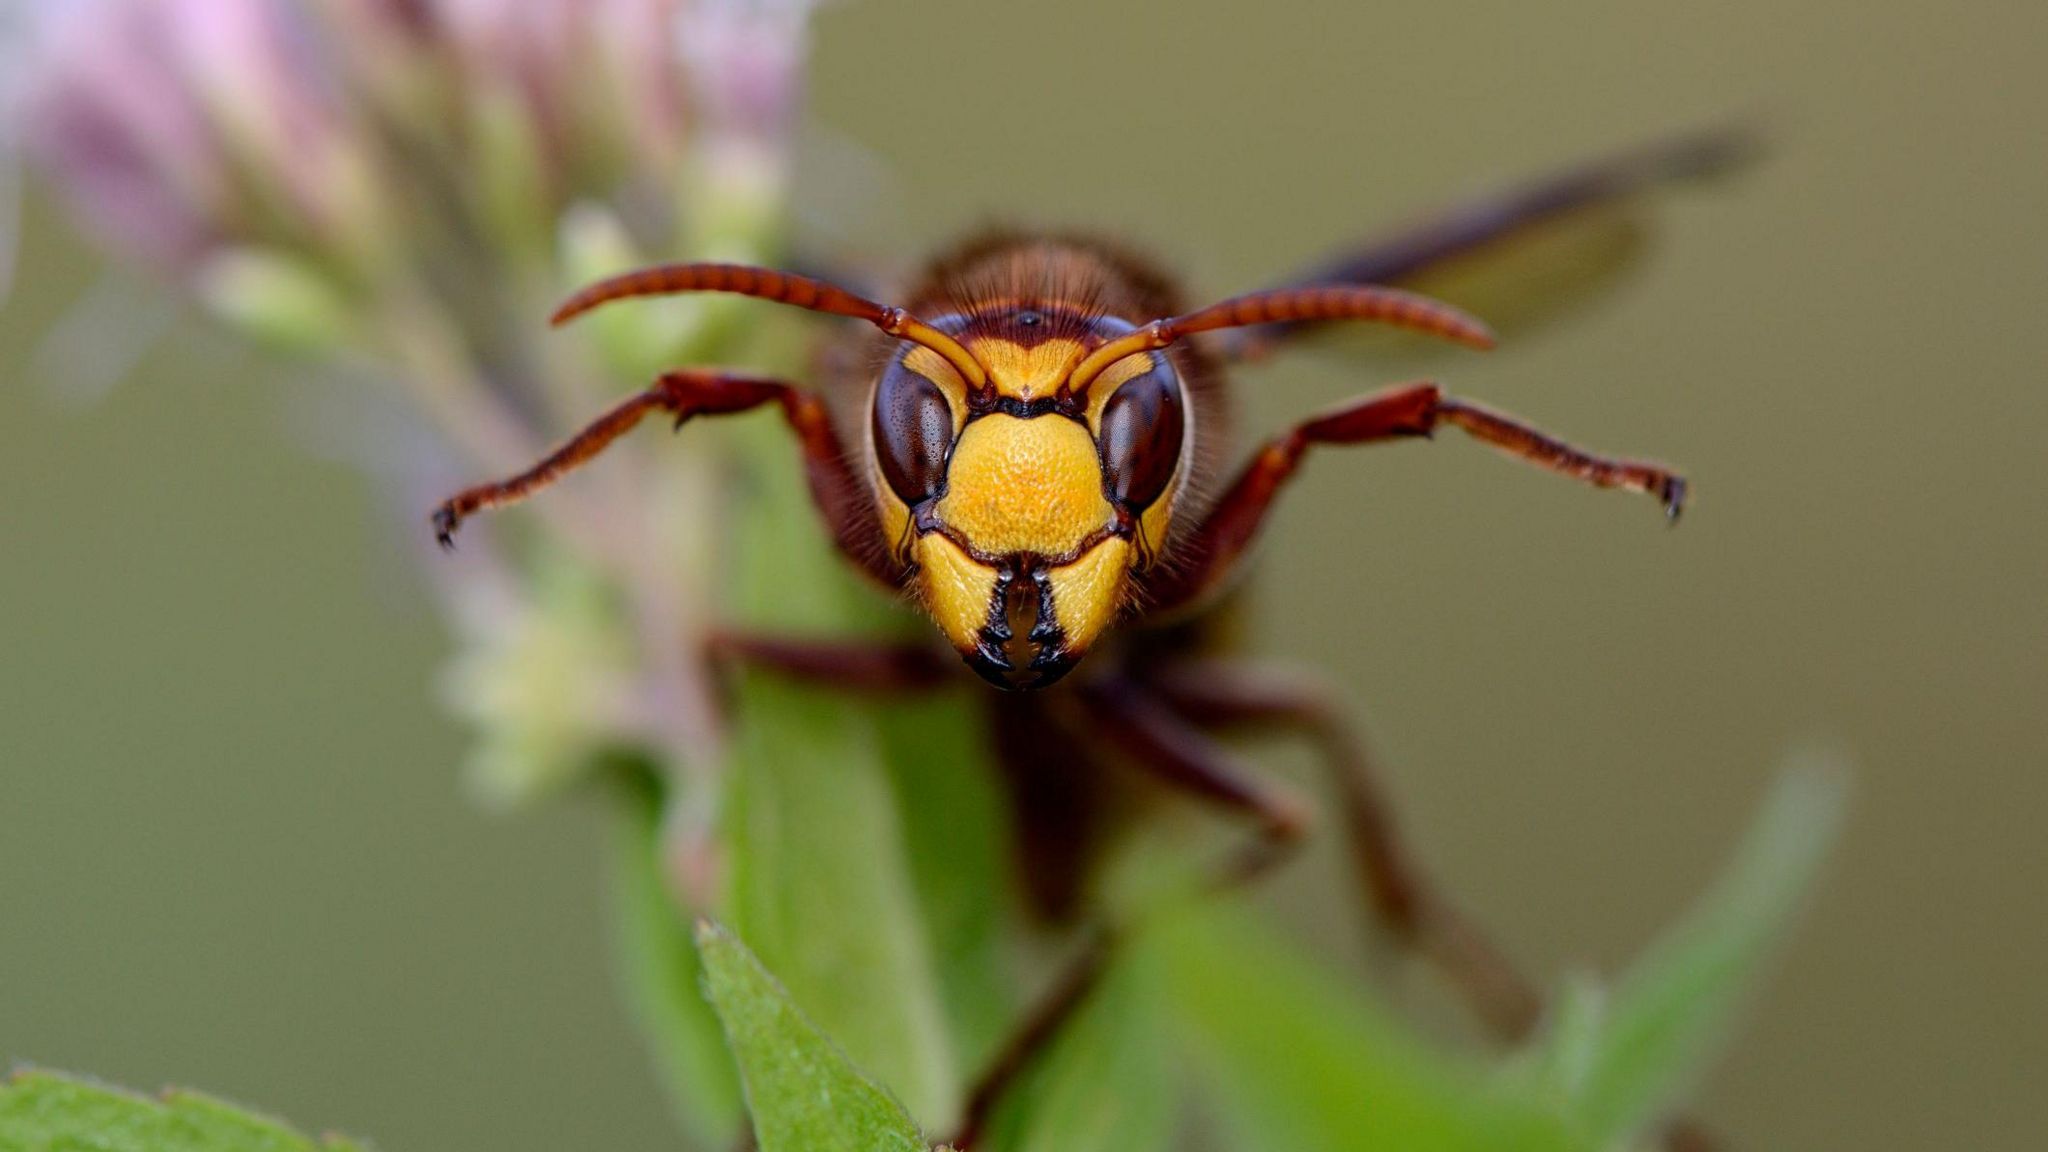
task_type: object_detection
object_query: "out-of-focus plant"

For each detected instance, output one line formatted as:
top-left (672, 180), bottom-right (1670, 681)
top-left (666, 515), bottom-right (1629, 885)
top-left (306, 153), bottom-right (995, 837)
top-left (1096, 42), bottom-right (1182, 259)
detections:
top-left (0, 1069), bottom-right (373, 1151)
top-left (0, 4), bottom-right (1844, 1150)
top-left (2, 2), bottom-right (997, 1145)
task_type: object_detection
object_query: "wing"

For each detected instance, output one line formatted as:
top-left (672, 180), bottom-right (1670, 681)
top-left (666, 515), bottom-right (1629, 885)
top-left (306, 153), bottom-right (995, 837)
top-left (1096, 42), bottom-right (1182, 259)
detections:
top-left (1213, 125), bottom-right (1757, 362)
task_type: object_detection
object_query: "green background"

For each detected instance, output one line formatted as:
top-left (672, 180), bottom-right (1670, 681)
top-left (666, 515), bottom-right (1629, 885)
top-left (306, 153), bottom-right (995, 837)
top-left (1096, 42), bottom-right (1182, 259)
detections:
top-left (3, 1), bottom-right (2042, 1149)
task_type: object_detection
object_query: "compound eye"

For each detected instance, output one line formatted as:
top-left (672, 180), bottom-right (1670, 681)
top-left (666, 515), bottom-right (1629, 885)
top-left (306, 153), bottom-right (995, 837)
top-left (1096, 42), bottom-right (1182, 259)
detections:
top-left (1096, 360), bottom-right (1185, 512)
top-left (872, 360), bottom-right (956, 505)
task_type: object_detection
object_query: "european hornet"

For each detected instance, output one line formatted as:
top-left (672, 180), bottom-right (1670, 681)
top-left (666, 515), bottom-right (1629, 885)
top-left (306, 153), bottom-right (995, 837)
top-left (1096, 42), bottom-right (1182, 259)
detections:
top-left (434, 129), bottom-right (1744, 1148)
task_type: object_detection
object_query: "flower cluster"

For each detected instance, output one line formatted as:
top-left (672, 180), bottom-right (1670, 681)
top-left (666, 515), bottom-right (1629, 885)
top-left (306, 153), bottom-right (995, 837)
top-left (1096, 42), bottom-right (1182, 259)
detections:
top-left (11, 0), bottom-right (758, 280)
top-left (8, 0), bottom-right (832, 809)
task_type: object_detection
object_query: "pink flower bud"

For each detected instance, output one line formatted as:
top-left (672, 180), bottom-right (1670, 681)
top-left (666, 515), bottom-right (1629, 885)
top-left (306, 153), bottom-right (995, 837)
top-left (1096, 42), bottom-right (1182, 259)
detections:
top-left (165, 0), bottom-right (362, 242)
top-left (14, 0), bottom-right (234, 271)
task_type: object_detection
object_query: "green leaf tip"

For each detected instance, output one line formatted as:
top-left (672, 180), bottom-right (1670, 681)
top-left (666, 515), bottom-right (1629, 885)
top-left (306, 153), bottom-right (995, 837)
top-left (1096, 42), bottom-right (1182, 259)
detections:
top-left (0, 1067), bottom-right (370, 1151)
top-left (697, 919), bottom-right (931, 1152)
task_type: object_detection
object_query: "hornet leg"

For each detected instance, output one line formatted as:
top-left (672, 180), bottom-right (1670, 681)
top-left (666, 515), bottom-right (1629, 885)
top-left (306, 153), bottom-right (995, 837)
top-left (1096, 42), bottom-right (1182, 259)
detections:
top-left (704, 631), bottom-right (963, 695)
top-left (1139, 381), bottom-right (1685, 614)
top-left (431, 369), bottom-right (902, 585)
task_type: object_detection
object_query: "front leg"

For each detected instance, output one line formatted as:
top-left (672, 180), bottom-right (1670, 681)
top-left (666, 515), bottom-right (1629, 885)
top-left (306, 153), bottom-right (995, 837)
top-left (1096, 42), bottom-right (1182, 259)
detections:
top-left (1139, 381), bottom-right (1686, 615)
top-left (430, 369), bottom-right (903, 586)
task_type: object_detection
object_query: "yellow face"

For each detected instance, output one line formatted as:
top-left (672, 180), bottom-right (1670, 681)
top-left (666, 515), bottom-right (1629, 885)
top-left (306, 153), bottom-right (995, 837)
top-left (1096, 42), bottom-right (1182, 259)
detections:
top-left (866, 312), bottom-right (1191, 688)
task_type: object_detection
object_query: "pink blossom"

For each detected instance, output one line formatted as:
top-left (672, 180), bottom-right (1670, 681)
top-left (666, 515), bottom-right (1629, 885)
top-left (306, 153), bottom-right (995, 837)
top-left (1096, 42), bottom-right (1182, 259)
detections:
top-left (15, 1), bottom-right (234, 271)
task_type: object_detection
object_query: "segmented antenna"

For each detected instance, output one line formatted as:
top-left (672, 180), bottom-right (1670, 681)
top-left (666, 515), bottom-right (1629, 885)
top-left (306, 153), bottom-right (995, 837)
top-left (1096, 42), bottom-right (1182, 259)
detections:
top-left (1067, 284), bottom-right (1495, 393)
top-left (552, 262), bottom-right (988, 388)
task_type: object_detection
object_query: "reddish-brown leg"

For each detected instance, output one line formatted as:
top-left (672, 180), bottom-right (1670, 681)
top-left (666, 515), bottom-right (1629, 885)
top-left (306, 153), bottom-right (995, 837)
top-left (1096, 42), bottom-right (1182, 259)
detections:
top-left (705, 631), bottom-right (962, 694)
top-left (1075, 677), bottom-right (1313, 852)
top-left (1144, 658), bottom-right (1542, 1040)
top-left (430, 369), bottom-right (902, 585)
top-left (948, 923), bottom-right (1116, 1151)
top-left (1139, 381), bottom-right (1686, 615)
top-left (1218, 126), bottom-right (1751, 359)
top-left (947, 677), bottom-right (1314, 1150)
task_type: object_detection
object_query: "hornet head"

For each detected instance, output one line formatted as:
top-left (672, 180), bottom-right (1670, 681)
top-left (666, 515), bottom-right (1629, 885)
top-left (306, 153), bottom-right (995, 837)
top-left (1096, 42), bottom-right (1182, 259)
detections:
top-left (866, 308), bottom-right (1192, 689)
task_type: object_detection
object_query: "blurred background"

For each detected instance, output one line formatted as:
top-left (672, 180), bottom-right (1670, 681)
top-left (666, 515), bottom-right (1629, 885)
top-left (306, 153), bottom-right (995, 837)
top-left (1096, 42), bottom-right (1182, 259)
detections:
top-left (2, 1), bottom-right (2042, 1150)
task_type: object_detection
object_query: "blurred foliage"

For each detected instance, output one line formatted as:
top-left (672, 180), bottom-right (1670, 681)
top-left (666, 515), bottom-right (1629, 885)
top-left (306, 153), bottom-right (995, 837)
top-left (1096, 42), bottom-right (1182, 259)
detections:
top-left (0, 1070), bottom-right (369, 1152)
top-left (979, 944), bottom-right (1176, 1152)
top-left (611, 763), bottom-right (746, 1148)
top-left (0, 744), bottom-right (1847, 1152)
top-left (1537, 760), bottom-right (1849, 1145)
top-left (642, 755), bottom-right (1839, 1151)
top-left (1159, 903), bottom-right (1586, 1152)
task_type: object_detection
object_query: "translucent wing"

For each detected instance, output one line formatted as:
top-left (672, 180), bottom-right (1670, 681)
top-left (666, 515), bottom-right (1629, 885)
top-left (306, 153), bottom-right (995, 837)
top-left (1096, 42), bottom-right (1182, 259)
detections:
top-left (1215, 126), bottom-right (1756, 362)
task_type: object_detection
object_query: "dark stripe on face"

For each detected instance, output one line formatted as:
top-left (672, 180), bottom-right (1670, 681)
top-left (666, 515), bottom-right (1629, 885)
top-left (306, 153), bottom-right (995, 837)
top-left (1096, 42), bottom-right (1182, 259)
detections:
top-left (964, 558), bottom-right (1079, 690)
top-left (967, 392), bottom-right (1088, 421)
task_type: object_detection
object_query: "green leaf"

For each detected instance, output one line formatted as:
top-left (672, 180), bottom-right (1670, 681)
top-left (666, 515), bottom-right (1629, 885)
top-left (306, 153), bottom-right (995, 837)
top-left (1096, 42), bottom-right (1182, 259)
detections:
top-left (1157, 900), bottom-right (1586, 1152)
top-left (1562, 756), bottom-right (1848, 1144)
top-left (697, 921), bottom-right (929, 1152)
top-left (0, 1069), bottom-right (369, 1152)
top-left (609, 764), bottom-right (745, 1147)
top-left (984, 943), bottom-right (1176, 1152)
top-left (874, 694), bottom-right (1017, 1072)
top-left (721, 674), bottom-right (961, 1125)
